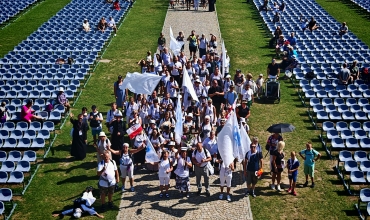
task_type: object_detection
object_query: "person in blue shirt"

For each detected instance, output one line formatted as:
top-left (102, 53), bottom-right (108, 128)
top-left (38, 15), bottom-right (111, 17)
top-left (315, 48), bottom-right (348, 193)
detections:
top-left (299, 142), bottom-right (321, 188)
top-left (287, 32), bottom-right (297, 47)
top-left (244, 143), bottom-right (263, 197)
top-left (287, 151), bottom-right (300, 196)
top-left (224, 84), bottom-right (238, 107)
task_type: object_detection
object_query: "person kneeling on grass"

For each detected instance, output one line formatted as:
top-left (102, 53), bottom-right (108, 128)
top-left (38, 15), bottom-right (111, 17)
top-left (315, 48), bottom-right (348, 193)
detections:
top-left (216, 151), bottom-right (234, 202)
top-left (150, 151), bottom-right (173, 198)
top-left (52, 187), bottom-right (104, 219)
top-left (107, 143), bottom-right (145, 193)
top-left (287, 151), bottom-right (300, 196)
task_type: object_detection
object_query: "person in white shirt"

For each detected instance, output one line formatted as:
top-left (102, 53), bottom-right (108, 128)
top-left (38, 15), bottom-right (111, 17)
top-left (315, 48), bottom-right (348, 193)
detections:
top-left (148, 100), bottom-right (161, 124)
top-left (170, 56), bottom-right (182, 86)
top-left (241, 83), bottom-right (254, 108)
top-left (125, 97), bottom-right (139, 123)
top-left (202, 131), bottom-right (218, 156)
top-left (216, 152), bottom-right (234, 202)
top-left (107, 16), bottom-right (117, 36)
top-left (95, 132), bottom-right (112, 163)
top-left (106, 102), bottom-right (121, 134)
top-left (150, 151), bottom-right (173, 198)
top-left (255, 74), bottom-right (264, 99)
top-left (198, 34), bottom-right (209, 58)
top-left (174, 147), bottom-right (192, 197)
top-left (223, 75), bottom-right (234, 93)
top-left (165, 77), bottom-right (179, 104)
top-left (108, 143), bottom-right (145, 192)
top-left (97, 151), bottom-right (119, 211)
top-left (192, 142), bottom-right (212, 196)
top-left (82, 19), bottom-right (90, 32)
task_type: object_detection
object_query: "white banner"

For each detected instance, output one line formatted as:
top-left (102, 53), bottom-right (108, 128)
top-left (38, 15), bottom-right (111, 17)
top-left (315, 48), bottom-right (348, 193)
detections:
top-left (170, 26), bottom-right (183, 56)
top-left (122, 72), bottom-right (162, 95)
top-left (182, 67), bottom-right (199, 102)
top-left (217, 112), bottom-right (237, 167)
top-left (145, 134), bottom-right (160, 163)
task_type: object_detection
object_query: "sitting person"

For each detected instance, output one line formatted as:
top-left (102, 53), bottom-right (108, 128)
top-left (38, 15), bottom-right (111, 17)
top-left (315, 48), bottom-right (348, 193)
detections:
top-left (308, 16), bottom-right (319, 32)
top-left (56, 87), bottom-right (70, 113)
top-left (67, 57), bottom-right (74, 65)
top-left (349, 60), bottom-right (360, 81)
top-left (97, 17), bottom-right (107, 33)
top-left (82, 19), bottom-right (90, 32)
top-left (52, 187), bottom-right (104, 219)
top-left (338, 63), bottom-right (353, 85)
top-left (285, 55), bottom-right (299, 71)
top-left (55, 57), bottom-right (65, 64)
top-left (113, 0), bottom-right (120, 10)
top-left (275, 35), bottom-right (285, 57)
top-left (286, 32), bottom-right (297, 47)
top-left (273, 12), bottom-right (280, 23)
top-left (0, 102), bottom-right (9, 123)
top-left (299, 15), bottom-right (308, 32)
top-left (21, 100), bottom-right (43, 123)
top-left (107, 16), bottom-right (118, 36)
top-left (338, 22), bottom-right (348, 37)
top-left (106, 0), bottom-right (113, 3)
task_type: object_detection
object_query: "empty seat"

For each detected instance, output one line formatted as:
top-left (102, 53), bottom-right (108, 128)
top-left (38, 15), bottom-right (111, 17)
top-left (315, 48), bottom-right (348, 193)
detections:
top-left (0, 188), bottom-right (12, 202)
top-left (17, 138), bottom-right (31, 148)
top-left (9, 130), bottom-right (23, 139)
top-left (355, 151), bottom-right (368, 162)
top-left (15, 161), bottom-right (30, 172)
top-left (0, 161), bottom-right (15, 172)
top-left (7, 171), bottom-right (24, 184)
top-left (2, 122), bottom-right (15, 132)
top-left (3, 138), bottom-right (17, 148)
top-left (22, 150), bottom-right (36, 162)
top-left (360, 161), bottom-right (370, 172)
top-left (0, 172), bottom-right (8, 184)
top-left (30, 138), bottom-right (45, 148)
top-left (7, 151), bottom-right (21, 162)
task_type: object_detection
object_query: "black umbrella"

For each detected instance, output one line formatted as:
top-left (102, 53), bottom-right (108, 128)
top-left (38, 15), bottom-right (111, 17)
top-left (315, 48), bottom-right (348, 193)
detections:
top-left (267, 123), bottom-right (295, 134)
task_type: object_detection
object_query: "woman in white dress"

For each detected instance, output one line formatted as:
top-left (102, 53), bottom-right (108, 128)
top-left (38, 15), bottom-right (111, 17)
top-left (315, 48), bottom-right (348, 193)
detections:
top-left (174, 147), bottom-right (192, 197)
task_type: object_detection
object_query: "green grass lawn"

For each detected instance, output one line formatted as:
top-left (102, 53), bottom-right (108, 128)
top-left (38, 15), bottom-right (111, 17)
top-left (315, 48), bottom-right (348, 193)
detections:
top-left (1, 0), bottom-right (370, 218)
top-left (217, 0), bottom-right (370, 219)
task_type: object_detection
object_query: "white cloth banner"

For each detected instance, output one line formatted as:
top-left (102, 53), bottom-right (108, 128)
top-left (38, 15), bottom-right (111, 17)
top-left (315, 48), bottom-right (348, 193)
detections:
top-left (182, 67), bottom-right (199, 102)
top-left (240, 123), bottom-right (251, 161)
top-left (174, 95), bottom-right (183, 145)
top-left (122, 72), bottom-right (162, 95)
top-left (170, 26), bottom-right (183, 56)
top-left (145, 134), bottom-right (160, 163)
top-left (217, 112), bottom-right (237, 167)
top-left (222, 41), bottom-right (227, 78)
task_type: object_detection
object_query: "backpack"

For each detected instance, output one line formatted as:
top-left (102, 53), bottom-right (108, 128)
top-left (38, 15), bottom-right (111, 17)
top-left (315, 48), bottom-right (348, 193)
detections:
top-left (194, 148), bottom-right (209, 157)
top-left (90, 112), bottom-right (100, 128)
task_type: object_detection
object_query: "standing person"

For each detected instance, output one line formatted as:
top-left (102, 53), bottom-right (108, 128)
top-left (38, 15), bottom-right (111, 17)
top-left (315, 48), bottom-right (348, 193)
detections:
top-left (236, 100), bottom-right (250, 122)
top-left (241, 83), bottom-right (254, 109)
top-left (174, 147), bottom-right (192, 197)
top-left (192, 142), bottom-right (212, 197)
top-left (299, 142), bottom-right (321, 188)
top-left (114, 75), bottom-right (128, 110)
top-left (287, 151), bottom-right (300, 196)
top-left (106, 102), bottom-right (121, 135)
top-left (95, 132), bottom-right (112, 163)
top-left (255, 74), bottom-right (264, 99)
top-left (158, 33), bottom-right (166, 54)
top-left (194, 0), bottom-right (199, 10)
top-left (271, 141), bottom-right (285, 191)
top-left (244, 143), bottom-right (263, 197)
top-left (176, 31), bottom-right (185, 51)
top-left (97, 151), bottom-right (119, 211)
top-left (208, 0), bottom-right (215, 11)
top-left (234, 69), bottom-right (244, 101)
top-left (187, 30), bottom-right (199, 58)
top-left (89, 105), bottom-right (103, 145)
top-left (198, 34), bottom-right (208, 58)
top-left (224, 84), bottom-right (237, 107)
top-left (108, 143), bottom-right (145, 192)
top-left (110, 112), bottom-right (125, 165)
top-left (208, 80), bottom-right (224, 117)
top-left (338, 63), bottom-right (353, 85)
top-left (266, 59), bottom-right (280, 79)
top-left (69, 113), bottom-right (89, 160)
top-left (133, 130), bottom-right (147, 169)
top-left (125, 97), bottom-right (139, 123)
top-left (266, 133), bottom-right (283, 170)
top-left (216, 151), bottom-right (234, 201)
top-left (150, 151), bottom-right (173, 198)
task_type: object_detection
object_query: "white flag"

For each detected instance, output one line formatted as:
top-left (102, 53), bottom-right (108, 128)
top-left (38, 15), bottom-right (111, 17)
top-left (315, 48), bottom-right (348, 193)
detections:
top-left (231, 112), bottom-right (241, 160)
top-left (240, 123), bottom-right (251, 161)
top-left (145, 134), bottom-right (160, 163)
top-left (153, 52), bottom-right (158, 68)
top-left (169, 26), bottom-right (182, 56)
top-left (122, 72), bottom-right (162, 95)
top-left (222, 41), bottom-right (227, 78)
top-left (217, 112), bottom-right (237, 167)
top-left (182, 67), bottom-right (199, 102)
top-left (174, 95), bottom-right (183, 145)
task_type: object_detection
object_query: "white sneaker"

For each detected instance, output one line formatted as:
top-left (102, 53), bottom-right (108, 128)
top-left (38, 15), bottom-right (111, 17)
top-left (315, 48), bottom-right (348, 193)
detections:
top-left (271, 184), bottom-right (275, 190)
top-left (277, 185), bottom-right (281, 191)
top-left (114, 34), bottom-right (117, 36)
top-left (121, 186), bottom-right (126, 192)
top-left (219, 194), bottom-right (223, 200)
top-left (226, 195), bottom-right (231, 202)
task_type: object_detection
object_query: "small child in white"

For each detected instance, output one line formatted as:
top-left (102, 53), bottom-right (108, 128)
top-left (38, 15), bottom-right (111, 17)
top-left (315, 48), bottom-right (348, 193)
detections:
top-left (216, 152), bottom-right (234, 202)
top-left (255, 74), bottom-right (264, 99)
top-left (150, 151), bottom-right (173, 198)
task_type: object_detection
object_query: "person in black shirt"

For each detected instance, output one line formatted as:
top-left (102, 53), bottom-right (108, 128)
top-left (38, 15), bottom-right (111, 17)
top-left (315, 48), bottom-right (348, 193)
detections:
top-left (236, 100), bottom-right (250, 122)
top-left (244, 143), bottom-right (263, 197)
top-left (157, 32), bottom-right (166, 54)
top-left (110, 112), bottom-right (125, 165)
top-left (308, 16), bottom-right (319, 32)
top-left (187, 100), bottom-right (200, 130)
top-left (208, 80), bottom-right (224, 117)
top-left (267, 59), bottom-right (280, 79)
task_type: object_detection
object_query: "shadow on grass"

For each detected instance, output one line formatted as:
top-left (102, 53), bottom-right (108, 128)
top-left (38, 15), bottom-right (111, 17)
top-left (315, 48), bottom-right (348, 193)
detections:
top-left (43, 161), bottom-right (97, 174)
top-left (57, 175), bottom-right (97, 185)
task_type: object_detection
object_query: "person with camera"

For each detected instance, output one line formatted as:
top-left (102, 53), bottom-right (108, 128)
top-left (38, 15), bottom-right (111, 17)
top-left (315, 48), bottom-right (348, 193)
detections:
top-left (97, 151), bottom-right (119, 211)
top-left (52, 186), bottom-right (104, 219)
top-left (89, 105), bottom-right (103, 145)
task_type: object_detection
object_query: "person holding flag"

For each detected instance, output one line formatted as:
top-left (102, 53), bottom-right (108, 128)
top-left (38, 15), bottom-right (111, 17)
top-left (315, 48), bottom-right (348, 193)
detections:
top-left (133, 130), bottom-right (147, 169)
top-left (216, 151), bottom-right (234, 202)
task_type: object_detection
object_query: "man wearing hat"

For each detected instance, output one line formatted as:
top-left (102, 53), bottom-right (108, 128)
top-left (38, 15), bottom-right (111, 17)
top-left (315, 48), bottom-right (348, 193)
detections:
top-left (146, 120), bottom-right (158, 136)
top-left (95, 131), bottom-right (112, 163)
top-left (89, 105), bottom-right (103, 145)
top-left (223, 75), bottom-right (234, 93)
top-left (56, 87), bottom-right (70, 113)
top-left (239, 118), bottom-right (250, 134)
top-left (184, 113), bottom-right (195, 131)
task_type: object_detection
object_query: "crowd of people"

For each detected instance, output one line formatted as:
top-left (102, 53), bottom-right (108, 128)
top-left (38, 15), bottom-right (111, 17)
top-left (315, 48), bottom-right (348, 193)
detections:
top-left (169, 0), bottom-right (216, 12)
top-left (58, 28), bottom-right (325, 216)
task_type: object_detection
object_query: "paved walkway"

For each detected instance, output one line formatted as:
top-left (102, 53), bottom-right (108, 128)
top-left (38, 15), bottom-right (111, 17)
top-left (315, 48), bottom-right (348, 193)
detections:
top-left (117, 5), bottom-right (253, 220)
